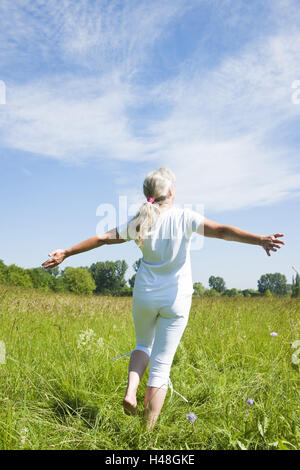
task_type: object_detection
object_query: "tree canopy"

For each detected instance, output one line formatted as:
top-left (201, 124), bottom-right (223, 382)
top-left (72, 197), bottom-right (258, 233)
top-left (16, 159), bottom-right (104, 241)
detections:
top-left (258, 273), bottom-right (288, 295)
top-left (208, 276), bottom-right (226, 293)
top-left (89, 260), bottom-right (128, 295)
top-left (63, 267), bottom-right (96, 295)
top-left (0, 258), bottom-right (297, 298)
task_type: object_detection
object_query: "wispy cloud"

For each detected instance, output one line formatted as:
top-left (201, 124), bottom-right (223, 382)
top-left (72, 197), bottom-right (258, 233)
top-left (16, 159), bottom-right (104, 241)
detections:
top-left (1, 76), bottom-right (145, 163)
top-left (0, 0), bottom-right (299, 212)
top-left (0, 0), bottom-right (190, 73)
top-left (0, 0), bottom-right (191, 162)
top-left (148, 23), bottom-right (300, 211)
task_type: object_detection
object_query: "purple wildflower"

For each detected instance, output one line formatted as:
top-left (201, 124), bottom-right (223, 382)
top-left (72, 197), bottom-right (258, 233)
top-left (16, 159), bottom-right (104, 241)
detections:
top-left (186, 412), bottom-right (197, 423)
top-left (247, 398), bottom-right (254, 406)
top-left (270, 332), bottom-right (278, 336)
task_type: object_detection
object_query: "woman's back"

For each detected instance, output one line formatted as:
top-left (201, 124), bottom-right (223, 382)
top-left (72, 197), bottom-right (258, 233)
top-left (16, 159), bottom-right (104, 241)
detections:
top-left (118, 206), bottom-right (203, 295)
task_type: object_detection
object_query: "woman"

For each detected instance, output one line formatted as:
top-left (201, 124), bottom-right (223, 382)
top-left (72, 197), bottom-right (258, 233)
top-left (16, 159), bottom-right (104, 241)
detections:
top-left (42, 167), bottom-right (285, 429)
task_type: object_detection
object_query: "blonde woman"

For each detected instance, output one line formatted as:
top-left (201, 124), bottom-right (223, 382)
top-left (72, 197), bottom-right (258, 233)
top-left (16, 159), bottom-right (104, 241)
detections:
top-left (42, 167), bottom-right (285, 429)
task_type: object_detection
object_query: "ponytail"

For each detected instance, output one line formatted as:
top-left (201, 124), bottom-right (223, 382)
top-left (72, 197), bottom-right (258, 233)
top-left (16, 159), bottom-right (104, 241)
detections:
top-left (128, 167), bottom-right (176, 247)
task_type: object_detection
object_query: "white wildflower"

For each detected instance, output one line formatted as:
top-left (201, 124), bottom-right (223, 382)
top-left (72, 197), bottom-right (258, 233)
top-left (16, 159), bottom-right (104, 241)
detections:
top-left (20, 427), bottom-right (29, 446)
top-left (77, 329), bottom-right (96, 351)
top-left (77, 329), bottom-right (104, 352)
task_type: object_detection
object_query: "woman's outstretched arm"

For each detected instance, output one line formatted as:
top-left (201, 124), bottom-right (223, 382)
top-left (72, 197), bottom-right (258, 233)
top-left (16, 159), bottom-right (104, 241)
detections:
top-left (199, 218), bottom-right (285, 257)
top-left (41, 228), bottom-right (126, 269)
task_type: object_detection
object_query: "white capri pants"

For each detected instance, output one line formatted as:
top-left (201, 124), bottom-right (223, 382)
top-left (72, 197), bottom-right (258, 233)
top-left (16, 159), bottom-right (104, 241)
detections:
top-left (132, 290), bottom-right (192, 390)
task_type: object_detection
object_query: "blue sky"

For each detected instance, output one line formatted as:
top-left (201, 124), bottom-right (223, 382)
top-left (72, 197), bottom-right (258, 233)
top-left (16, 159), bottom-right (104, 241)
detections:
top-left (0, 0), bottom-right (299, 289)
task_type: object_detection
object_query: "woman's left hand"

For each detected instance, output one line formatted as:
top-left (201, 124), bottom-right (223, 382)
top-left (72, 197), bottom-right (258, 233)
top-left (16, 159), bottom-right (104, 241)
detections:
top-left (42, 249), bottom-right (67, 268)
top-left (261, 233), bottom-right (285, 257)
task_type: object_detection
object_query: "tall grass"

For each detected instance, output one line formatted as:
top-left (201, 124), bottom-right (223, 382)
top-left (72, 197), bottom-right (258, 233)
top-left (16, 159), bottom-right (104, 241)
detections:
top-left (0, 285), bottom-right (299, 450)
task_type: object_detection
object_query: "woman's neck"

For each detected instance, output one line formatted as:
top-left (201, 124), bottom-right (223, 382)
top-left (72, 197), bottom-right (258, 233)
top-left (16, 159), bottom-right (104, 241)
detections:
top-left (158, 200), bottom-right (174, 213)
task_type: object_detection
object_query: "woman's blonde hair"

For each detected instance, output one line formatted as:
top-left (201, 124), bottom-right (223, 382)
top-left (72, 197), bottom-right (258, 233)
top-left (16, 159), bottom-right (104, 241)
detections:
top-left (128, 167), bottom-right (176, 247)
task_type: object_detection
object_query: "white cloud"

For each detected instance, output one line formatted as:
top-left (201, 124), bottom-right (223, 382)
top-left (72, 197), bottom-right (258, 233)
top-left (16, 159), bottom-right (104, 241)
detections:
top-left (147, 26), bottom-right (300, 211)
top-left (1, 76), bottom-right (149, 163)
top-left (0, 0), bottom-right (191, 163)
top-left (0, 0), bottom-right (191, 72)
top-left (0, 0), bottom-right (299, 212)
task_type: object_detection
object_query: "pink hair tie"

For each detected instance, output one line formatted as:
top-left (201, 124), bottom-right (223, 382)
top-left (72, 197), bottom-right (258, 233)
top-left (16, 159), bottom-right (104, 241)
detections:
top-left (147, 197), bottom-right (155, 203)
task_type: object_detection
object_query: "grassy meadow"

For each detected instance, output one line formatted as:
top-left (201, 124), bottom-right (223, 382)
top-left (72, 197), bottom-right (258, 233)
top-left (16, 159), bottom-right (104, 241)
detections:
top-left (0, 284), bottom-right (299, 450)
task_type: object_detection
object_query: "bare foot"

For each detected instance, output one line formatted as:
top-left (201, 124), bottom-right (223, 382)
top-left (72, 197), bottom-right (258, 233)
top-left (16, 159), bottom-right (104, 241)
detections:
top-left (123, 395), bottom-right (137, 415)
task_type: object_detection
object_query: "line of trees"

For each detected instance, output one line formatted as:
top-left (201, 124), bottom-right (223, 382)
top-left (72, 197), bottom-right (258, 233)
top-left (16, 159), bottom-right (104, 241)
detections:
top-left (193, 273), bottom-right (300, 298)
top-left (0, 259), bottom-right (299, 297)
top-left (0, 259), bottom-right (130, 296)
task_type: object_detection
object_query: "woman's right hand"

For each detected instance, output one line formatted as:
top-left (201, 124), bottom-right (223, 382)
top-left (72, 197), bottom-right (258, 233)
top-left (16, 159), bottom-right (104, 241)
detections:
top-left (42, 249), bottom-right (67, 269)
top-left (260, 233), bottom-right (285, 257)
